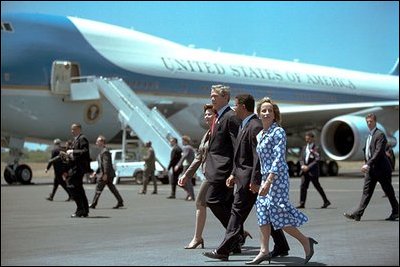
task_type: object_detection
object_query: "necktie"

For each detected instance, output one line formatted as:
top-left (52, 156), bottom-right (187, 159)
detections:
top-left (211, 114), bottom-right (218, 135)
top-left (365, 134), bottom-right (372, 159)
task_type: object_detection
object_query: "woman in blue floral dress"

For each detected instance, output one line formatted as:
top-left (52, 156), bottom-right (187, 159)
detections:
top-left (246, 97), bottom-right (317, 265)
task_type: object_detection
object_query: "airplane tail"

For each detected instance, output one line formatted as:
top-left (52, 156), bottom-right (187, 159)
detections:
top-left (389, 58), bottom-right (399, 75)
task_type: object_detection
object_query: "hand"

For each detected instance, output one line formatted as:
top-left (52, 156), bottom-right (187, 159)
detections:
top-left (301, 165), bottom-right (309, 173)
top-left (226, 175), bottom-right (235, 188)
top-left (102, 174), bottom-right (108, 181)
top-left (361, 164), bottom-right (370, 173)
top-left (259, 181), bottom-right (271, 196)
top-left (66, 149), bottom-right (73, 155)
top-left (178, 175), bottom-right (187, 186)
top-left (45, 169), bottom-right (48, 173)
top-left (249, 183), bottom-right (259, 194)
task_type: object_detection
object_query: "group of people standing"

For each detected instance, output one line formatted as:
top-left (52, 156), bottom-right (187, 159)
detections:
top-left (45, 123), bottom-right (124, 218)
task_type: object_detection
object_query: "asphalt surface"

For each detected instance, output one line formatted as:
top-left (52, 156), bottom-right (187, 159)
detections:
top-left (1, 171), bottom-right (399, 266)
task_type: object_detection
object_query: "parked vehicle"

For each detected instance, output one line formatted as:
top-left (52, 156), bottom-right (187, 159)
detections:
top-left (90, 149), bottom-right (169, 184)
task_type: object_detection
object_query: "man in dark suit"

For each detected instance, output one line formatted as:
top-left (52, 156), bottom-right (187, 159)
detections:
top-left (89, 135), bottom-right (124, 209)
top-left (203, 94), bottom-right (290, 261)
top-left (297, 132), bottom-right (331, 209)
top-left (66, 123), bottom-right (91, 218)
top-left (167, 137), bottom-right (183, 199)
top-left (344, 113), bottom-right (399, 221)
top-left (203, 84), bottom-right (240, 235)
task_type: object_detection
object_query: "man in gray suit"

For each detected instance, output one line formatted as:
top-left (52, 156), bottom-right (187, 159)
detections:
top-left (344, 113), bottom-right (398, 221)
top-left (89, 135), bottom-right (124, 209)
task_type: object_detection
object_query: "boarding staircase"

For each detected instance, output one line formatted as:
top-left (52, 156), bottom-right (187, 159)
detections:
top-left (91, 77), bottom-right (181, 169)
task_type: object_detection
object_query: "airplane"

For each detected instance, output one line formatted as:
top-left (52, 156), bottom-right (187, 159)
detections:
top-left (1, 13), bottom-right (399, 184)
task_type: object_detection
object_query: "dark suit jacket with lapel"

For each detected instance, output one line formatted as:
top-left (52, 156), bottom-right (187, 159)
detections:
top-left (97, 147), bottom-right (116, 180)
top-left (167, 144), bottom-right (183, 173)
top-left (71, 133), bottom-right (91, 175)
top-left (363, 128), bottom-right (392, 177)
top-left (299, 143), bottom-right (320, 177)
top-left (205, 107), bottom-right (241, 183)
top-left (231, 115), bottom-right (262, 188)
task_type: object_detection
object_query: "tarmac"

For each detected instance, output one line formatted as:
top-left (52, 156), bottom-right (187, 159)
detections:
top-left (1, 169), bottom-right (399, 266)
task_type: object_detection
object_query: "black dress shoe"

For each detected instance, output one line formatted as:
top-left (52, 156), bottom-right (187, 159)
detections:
top-left (71, 213), bottom-right (85, 218)
top-left (203, 250), bottom-right (229, 261)
top-left (385, 213), bottom-right (399, 221)
top-left (296, 204), bottom-right (305, 209)
top-left (113, 203), bottom-right (124, 209)
top-left (270, 250), bottom-right (289, 258)
top-left (321, 201), bottom-right (331, 208)
top-left (343, 212), bottom-right (361, 221)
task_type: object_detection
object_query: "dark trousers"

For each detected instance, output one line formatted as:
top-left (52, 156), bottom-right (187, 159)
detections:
top-left (216, 187), bottom-right (290, 255)
top-left (96, 178), bottom-right (123, 203)
top-left (206, 182), bottom-right (234, 229)
top-left (354, 173), bottom-right (399, 217)
top-left (68, 172), bottom-right (89, 215)
top-left (299, 172), bottom-right (329, 205)
top-left (50, 174), bottom-right (71, 198)
top-left (169, 168), bottom-right (182, 197)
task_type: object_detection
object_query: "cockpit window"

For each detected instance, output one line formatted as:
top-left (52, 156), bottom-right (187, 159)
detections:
top-left (1, 22), bottom-right (13, 32)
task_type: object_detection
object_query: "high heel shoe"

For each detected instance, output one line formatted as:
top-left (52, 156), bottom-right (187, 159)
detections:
top-left (245, 252), bottom-right (272, 265)
top-left (304, 237), bottom-right (318, 264)
top-left (184, 238), bottom-right (204, 249)
top-left (240, 230), bottom-right (253, 246)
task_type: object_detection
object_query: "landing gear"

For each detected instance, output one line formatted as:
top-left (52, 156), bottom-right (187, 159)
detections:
top-left (288, 161), bottom-right (300, 177)
top-left (2, 136), bottom-right (33, 185)
top-left (3, 164), bottom-right (32, 184)
top-left (328, 161), bottom-right (339, 176)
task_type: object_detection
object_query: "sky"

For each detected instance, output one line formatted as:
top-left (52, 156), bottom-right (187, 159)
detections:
top-left (2, 1), bottom-right (399, 150)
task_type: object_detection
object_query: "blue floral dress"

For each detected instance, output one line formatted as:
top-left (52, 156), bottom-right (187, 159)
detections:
top-left (255, 122), bottom-right (308, 229)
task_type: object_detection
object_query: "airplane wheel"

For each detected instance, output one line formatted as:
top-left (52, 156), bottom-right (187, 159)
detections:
top-left (133, 170), bottom-right (143, 184)
top-left (4, 166), bottom-right (16, 184)
top-left (319, 161), bottom-right (329, 176)
top-left (287, 161), bottom-right (295, 177)
top-left (296, 161), bottom-right (302, 177)
top-left (16, 164), bottom-right (32, 184)
top-left (328, 161), bottom-right (339, 176)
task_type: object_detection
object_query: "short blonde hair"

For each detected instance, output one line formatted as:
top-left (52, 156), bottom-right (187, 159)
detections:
top-left (256, 97), bottom-right (281, 125)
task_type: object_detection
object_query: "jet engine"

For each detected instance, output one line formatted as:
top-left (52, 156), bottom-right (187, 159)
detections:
top-left (321, 115), bottom-right (385, 161)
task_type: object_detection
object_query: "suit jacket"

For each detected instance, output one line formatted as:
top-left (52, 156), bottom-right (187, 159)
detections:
top-left (231, 114), bottom-right (262, 188)
top-left (46, 147), bottom-right (67, 177)
top-left (185, 130), bottom-right (210, 177)
top-left (177, 144), bottom-right (195, 168)
top-left (167, 144), bottom-right (183, 173)
top-left (363, 128), bottom-right (392, 177)
top-left (205, 107), bottom-right (241, 183)
top-left (71, 133), bottom-right (91, 175)
top-left (96, 147), bottom-right (116, 179)
top-left (143, 146), bottom-right (156, 175)
top-left (299, 143), bottom-right (320, 177)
